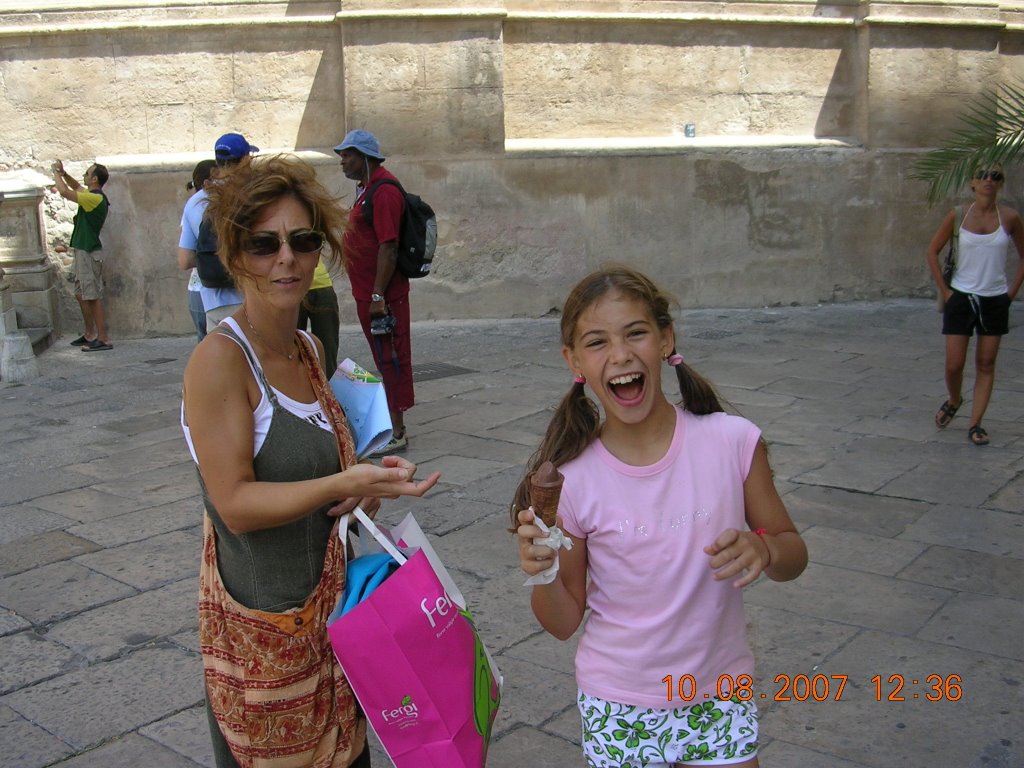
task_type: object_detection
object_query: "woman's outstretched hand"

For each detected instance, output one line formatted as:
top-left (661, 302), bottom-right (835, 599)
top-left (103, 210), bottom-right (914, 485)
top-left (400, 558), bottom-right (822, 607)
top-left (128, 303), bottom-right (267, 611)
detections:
top-left (326, 456), bottom-right (440, 516)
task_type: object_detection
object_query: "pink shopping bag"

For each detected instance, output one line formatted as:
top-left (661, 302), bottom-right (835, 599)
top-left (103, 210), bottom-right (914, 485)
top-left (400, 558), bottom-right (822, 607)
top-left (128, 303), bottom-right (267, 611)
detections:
top-left (328, 510), bottom-right (502, 767)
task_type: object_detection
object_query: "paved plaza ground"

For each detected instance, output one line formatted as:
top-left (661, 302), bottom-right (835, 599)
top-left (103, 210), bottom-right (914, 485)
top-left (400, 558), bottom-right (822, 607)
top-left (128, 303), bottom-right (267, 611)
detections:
top-left (1, 299), bottom-right (1022, 768)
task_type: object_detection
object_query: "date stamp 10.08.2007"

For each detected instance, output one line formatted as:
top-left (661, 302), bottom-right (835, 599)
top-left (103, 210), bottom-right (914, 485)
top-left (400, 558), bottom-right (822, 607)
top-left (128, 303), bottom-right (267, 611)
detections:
top-left (661, 674), bottom-right (964, 703)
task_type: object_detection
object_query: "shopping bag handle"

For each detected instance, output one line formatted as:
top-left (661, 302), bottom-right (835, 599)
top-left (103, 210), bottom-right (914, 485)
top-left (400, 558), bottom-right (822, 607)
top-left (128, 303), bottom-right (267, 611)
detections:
top-left (340, 507), bottom-right (408, 566)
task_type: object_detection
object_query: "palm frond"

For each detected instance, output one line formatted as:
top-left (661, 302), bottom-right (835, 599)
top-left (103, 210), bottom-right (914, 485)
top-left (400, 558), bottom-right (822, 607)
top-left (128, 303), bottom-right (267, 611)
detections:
top-left (913, 81), bottom-right (1024, 205)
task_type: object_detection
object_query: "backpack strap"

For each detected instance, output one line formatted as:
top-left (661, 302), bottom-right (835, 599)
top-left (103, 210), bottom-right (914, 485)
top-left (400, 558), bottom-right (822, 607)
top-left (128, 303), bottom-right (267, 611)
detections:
top-left (360, 177), bottom-right (405, 227)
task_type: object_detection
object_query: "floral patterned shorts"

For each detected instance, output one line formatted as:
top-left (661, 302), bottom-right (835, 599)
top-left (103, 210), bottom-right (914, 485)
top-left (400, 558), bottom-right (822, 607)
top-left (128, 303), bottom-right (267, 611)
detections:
top-left (578, 689), bottom-right (758, 767)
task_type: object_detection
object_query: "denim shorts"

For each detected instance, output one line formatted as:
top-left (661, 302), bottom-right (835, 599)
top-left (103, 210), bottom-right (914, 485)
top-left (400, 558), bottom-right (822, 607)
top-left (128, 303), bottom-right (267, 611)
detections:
top-left (578, 689), bottom-right (758, 767)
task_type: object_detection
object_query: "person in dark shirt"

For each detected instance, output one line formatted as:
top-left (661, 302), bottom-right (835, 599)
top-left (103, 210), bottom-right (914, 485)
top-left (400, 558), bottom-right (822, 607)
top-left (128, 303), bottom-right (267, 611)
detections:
top-left (335, 130), bottom-right (415, 454)
top-left (53, 159), bottom-right (112, 351)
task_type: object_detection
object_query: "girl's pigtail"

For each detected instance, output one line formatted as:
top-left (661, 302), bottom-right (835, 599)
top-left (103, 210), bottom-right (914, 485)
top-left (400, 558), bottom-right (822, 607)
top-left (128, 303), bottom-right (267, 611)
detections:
top-left (673, 355), bottom-right (725, 415)
top-left (509, 381), bottom-right (599, 529)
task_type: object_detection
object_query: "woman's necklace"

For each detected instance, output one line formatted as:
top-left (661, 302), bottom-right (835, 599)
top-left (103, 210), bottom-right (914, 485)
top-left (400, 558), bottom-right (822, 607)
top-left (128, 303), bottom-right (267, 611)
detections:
top-left (242, 305), bottom-right (296, 361)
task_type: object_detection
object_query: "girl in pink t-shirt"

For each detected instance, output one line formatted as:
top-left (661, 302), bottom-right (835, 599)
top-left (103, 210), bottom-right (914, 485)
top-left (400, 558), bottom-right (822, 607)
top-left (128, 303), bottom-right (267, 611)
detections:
top-left (513, 265), bottom-right (807, 768)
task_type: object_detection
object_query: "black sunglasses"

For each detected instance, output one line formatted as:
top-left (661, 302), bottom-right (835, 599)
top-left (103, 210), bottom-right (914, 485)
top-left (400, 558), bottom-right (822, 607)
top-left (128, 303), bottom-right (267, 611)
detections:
top-left (974, 170), bottom-right (1005, 182)
top-left (242, 229), bottom-right (325, 257)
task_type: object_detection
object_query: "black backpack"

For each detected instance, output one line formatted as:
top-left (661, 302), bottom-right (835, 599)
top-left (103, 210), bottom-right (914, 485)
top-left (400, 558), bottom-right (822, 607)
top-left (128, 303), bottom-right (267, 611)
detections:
top-left (361, 178), bottom-right (437, 279)
top-left (195, 210), bottom-right (234, 288)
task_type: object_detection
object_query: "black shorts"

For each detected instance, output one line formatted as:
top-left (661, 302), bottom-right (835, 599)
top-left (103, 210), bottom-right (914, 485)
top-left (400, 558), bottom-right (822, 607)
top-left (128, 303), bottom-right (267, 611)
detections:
top-left (942, 290), bottom-right (1011, 336)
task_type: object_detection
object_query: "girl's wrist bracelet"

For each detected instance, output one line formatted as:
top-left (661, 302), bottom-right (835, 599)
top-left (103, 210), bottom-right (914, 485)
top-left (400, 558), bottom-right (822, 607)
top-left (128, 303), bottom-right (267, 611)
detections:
top-left (754, 528), bottom-right (771, 568)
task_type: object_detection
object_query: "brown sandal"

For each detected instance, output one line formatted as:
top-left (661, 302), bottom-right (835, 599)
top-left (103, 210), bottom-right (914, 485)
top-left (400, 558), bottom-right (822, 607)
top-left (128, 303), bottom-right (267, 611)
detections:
top-left (935, 399), bottom-right (961, 429)
top-left (968, 425), bottom-right (990, 446)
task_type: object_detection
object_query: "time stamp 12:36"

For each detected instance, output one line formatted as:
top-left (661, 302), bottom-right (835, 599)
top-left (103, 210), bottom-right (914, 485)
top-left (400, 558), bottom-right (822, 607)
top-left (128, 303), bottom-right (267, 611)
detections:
top-left (661, 674), bottom-right (964, 703)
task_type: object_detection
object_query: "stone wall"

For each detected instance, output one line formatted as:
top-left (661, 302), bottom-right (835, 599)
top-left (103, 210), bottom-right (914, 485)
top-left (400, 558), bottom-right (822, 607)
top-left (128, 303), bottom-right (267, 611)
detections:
top-left (1, 0), bottom-right (1020, 336)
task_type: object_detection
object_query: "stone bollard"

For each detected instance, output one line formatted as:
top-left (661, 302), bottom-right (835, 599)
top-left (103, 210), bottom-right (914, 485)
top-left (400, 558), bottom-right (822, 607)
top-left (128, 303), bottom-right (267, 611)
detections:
top-left (0, 332), bottom-right (39, 383)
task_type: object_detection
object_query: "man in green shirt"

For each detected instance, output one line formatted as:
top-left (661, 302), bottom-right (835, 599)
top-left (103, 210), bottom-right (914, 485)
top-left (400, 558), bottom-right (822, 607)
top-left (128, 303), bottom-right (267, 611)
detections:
top-left (52, 160), bottom-right (112, 351)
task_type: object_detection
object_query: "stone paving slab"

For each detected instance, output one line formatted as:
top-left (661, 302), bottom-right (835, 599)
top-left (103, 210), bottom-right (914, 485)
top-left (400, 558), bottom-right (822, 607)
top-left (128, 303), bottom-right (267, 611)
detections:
top-left (28, 486), bottom-right (152, 523)
top-left (782, 484), bottom-right (930, 537)
top-left (746, 562), bottom-right (953, 636)
top-left (412, 454), bottom-right (514, 488)
top-left (756, 740), bottom-right (871, 768)
top-left (792, 435), bottom-right (933, 493)
top-left (880, 452), bottom-right (1023, 505)
top-left (0, 560), bottom-right (138, 624)
top-left (916, 592), bottom-right (1024, 661)
top-left (45, 578), bottom-right (197, 662)
top-left (382, 491), bottom-right (497, 537)
top-left (757, 410), bottom-right (861, 449)
top-left (92, 422), bottom-right (189, 454)
top-left (0, 503), bottom-right (77, 545)
top-left (3, 645), bottom-right (203, 751)
top-left (896, 544), bottom-right (1024, 599)
top-left (762, 629), bottom-right (1024, 768)
top-left (796, 525), bottom-right (929, 577)
top-left (47, 733), bottom-right (205, 768)
top-left (483, 409), bottom-right (562, 448)
top-left (898, 504), bottom-right (1024, 557)
top-left (0, 425), bottom-right (108, 467)
top-left (0, 609), bottom-right (30, 636)
top-left (67, 496), bottom-right (204, 547)
top-left (412, 400), bottom-right (551, 438)
top-left (88, 460), bottom-right (202, 508)
top-left (73, 530), bottom-right (200, 590)
top-left (0, 703), bottom-right (74, 768)
top-left (0, 467), bottom-right (100, 507)
top-left (743, 604), bottom-right (862, 686)
top-left (138, 706), bottom-right (212, 768)
top-left (840, 410), bottom-right (957, 442)
top-left (987, 470), bottom-right (1024, 512)
top-left (1, 301), bottom-right (1021, 768)
top-left (491, 654), bottom-right (578, 733)
top-left (486, 726), bottom-right (583, 767)
top-left (406, 428), bottom-right (533, 467)
top-left (66, 437), bottom-right (192, 480)
top-left (761, 375), bottom-right (862, 402)
top-left (0, 630), bottom-right (82, 694)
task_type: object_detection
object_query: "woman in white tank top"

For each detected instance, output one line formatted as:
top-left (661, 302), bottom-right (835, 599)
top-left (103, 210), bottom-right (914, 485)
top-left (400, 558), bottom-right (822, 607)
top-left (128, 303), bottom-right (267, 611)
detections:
top-left (180, 155), bottom-right (440, 767)
top-left (926, 163), bottom-right (1024, 445)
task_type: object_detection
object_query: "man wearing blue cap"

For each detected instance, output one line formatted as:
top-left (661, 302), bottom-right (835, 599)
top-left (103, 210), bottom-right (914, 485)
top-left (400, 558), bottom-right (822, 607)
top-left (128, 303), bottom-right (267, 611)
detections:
top-left (178, 133), bottom-right (256, 331)
top-left (335, 129), bottom-right (414, 455)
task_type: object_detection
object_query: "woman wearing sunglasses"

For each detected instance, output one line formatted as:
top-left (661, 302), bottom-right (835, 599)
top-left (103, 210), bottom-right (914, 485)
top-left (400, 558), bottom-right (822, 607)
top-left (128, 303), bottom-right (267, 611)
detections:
top-left (181, 154), bottom-right (440, 767)
top-left (927, 163), bottom-right (1024, 445)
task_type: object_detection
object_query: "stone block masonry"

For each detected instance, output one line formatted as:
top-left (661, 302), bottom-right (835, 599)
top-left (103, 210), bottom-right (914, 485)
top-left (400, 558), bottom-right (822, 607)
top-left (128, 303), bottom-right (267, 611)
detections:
top-left (1, 0), bottom-right (1021, 337)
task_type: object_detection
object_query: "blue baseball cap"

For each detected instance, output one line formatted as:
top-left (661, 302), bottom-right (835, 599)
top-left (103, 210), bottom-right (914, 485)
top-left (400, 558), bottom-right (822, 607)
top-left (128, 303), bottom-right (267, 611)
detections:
top-left (333, 129), bottom-right (385, 160)
top-left (214, 133), bottom-right (259, 160)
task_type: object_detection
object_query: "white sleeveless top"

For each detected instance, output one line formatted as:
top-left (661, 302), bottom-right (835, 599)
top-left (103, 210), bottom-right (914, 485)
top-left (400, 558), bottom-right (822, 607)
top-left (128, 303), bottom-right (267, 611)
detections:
top-left (181, 318), bottom-right (332, 465)
top-left (952, 205), bottom-right (1011, 297)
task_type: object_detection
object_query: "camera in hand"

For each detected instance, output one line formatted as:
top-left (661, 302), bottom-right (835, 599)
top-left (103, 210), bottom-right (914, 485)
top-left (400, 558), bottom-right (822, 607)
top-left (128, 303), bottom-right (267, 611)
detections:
top-left (370, 313), bottom-right (397, 336)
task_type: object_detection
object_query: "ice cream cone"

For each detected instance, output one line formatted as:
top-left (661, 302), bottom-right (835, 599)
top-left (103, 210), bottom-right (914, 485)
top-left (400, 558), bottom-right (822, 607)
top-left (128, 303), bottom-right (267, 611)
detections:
top-left (529, 460), bottom-right (563, 527)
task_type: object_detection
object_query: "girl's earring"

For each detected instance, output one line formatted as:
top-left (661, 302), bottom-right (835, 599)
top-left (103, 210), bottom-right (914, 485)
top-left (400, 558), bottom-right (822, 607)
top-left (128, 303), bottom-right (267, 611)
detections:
top-left (573, 373), bottom-right (586, 384)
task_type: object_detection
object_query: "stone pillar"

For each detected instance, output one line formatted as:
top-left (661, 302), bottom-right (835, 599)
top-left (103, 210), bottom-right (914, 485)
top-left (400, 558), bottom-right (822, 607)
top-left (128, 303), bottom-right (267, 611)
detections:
top-left (0, 264), bottom-right (11, 369)
top-left (0, 269), bottom-right (14, 331)
top-left (0, 175), bottom-right (59, 349)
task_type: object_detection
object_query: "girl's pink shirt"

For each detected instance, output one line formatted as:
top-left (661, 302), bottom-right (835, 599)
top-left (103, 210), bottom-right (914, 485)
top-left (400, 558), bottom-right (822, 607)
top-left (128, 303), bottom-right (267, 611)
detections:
top-left (559, 405), bottom-right (760, 707)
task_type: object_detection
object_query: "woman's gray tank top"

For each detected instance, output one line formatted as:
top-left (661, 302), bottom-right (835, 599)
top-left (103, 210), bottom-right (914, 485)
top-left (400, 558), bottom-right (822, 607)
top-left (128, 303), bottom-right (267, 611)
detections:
top-left (197, 324), bottom-right (341, 612)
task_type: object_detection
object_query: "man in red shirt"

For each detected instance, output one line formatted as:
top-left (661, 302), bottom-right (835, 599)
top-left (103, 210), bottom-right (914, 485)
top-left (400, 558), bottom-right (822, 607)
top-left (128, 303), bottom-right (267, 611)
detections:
top-left (335, 130), bottom-right (414, 455)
